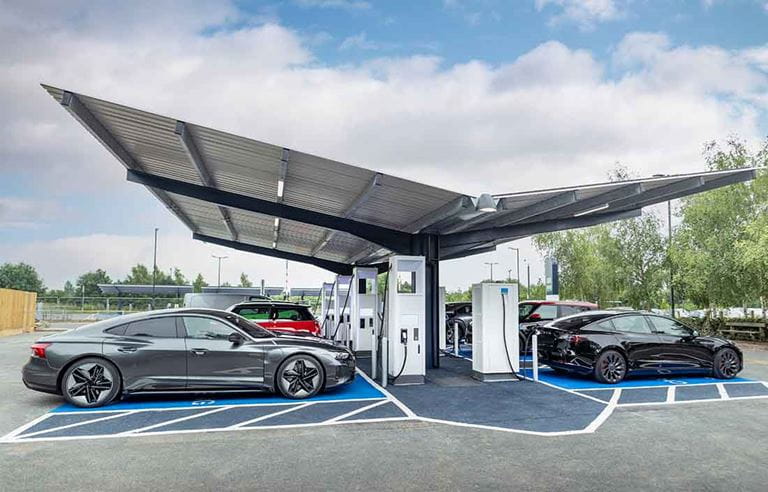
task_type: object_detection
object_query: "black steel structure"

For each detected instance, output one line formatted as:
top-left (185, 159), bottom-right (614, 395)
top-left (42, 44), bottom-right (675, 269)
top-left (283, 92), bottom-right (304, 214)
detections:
top-left (45, 85), bottom-right (758, 369)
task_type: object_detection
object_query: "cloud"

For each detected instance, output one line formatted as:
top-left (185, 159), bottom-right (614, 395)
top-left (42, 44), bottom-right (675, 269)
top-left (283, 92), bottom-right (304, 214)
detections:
top-left (535, 0), bottom-right (623, 30)
top-left (0, 198), bottom-right (59, 229)
top-left (339, 32), bottom-right (380, 51)
top-left (1, 2), bottom-right (767, 290)
top-left (294, 0), bottom-right (371, 10)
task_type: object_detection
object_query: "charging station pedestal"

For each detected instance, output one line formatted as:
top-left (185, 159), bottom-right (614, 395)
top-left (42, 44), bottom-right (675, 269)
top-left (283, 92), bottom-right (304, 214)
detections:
top-left (320, 282), bottom-right (334, 338)
top-left (386, 256), bottom-right (426, 385)
top-left (351, 267), bottom-right (378, 353)
top-left (471, 283), bottom-right (519, 382)
top-left (438, 287), bottom-right (447, 351)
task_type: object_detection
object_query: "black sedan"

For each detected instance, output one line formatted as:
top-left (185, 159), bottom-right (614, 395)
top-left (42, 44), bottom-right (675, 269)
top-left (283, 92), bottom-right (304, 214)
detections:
top-left (537, 311), bottom-right (743, 384)
top-left (22, 308), bottom-right (355, 408)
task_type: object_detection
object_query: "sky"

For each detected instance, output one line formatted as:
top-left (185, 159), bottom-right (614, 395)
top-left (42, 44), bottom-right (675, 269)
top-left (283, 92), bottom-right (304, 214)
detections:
top-left (1, 0), bottom-right (767, 292)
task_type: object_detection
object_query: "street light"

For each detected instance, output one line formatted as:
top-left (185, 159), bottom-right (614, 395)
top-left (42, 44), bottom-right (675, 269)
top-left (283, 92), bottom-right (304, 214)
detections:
top-left (508, 247), bottom-right (520, 285)
top-left (152, 227), bottom-right (158, 309)
top-left (523, 259), bottom-right (531, 299)
top-left (484, 262), bottom-right (499, 281)
top-left (654, 174), bottom-right (675, 318)
top-left (212, 254), bottom-right (228, 287)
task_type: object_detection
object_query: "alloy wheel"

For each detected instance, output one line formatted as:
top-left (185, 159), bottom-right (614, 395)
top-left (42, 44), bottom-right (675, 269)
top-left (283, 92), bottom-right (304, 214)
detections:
top-left (600, 352), bottom-right (625, 383)
top-left (718, 350), bottom-right (739, 378)
top-left (65, 363), bottom-right (114, 406)
top-left (280, 358), bottom-right (321, 398)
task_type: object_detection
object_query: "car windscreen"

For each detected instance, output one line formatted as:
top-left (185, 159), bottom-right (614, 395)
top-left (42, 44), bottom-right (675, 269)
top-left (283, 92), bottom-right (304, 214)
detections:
top-left (547, 312), bottom-right (616, 331)
top-left (273, 306), bottom-right (313, 321)
top-left (223, 312), bottom-right (275, 338)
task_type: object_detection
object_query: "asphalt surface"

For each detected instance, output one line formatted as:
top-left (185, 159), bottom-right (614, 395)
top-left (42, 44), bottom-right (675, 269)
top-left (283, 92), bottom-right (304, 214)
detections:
top-left (2, 331), bottom-right (768, 491)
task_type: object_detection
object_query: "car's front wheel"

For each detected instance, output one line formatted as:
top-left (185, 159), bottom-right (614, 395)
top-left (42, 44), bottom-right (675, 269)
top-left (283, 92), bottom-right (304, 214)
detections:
top-left (276, 355), bottom-right (324, 399)
top-left (713, 348), bottom-right (740, 379)
top-left (594, 350), bottom-right (627, 384)
top-left (61, 358), bottom-right (121, 408)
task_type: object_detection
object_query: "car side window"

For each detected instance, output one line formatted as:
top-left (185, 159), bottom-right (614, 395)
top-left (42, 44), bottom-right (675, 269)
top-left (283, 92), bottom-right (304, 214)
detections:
top-left (611, 316), bottom-right (652, 334)
top-left (649, 317), bottom-right (692, 336)
top-left (183, 317), bottom-right (237, 340)
top-left (124, 318), bottom-right (178, 338)
top-left (274, 308), bottom-right (311, 321)
top-left (559, 305), bottom-right (580, 317)
top-left (235, 306), bottom-right (271, 321)
top-left (535, 305), bottom-right (558, 320)
top-left (594, 320), bottom-right (615, 331)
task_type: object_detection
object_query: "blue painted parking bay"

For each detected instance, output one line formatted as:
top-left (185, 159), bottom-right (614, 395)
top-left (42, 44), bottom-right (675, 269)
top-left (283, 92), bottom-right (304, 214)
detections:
top-left (6, 374), bottom-right (410, 442)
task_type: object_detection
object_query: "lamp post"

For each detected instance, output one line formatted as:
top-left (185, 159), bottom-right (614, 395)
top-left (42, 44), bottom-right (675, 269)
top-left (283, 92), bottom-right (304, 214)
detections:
top-left (523, 259), bottom-right (531, 299)
top-left (152, 227), bottom-right (158, 303)
top-left (212, 254), bottom-right (228, 288)
top-left (484, 262), bottom-right (499, 281)
top-left (508, 247), bottom-right (520, 284)
top-left (654, 174), bottom-right (675, 318)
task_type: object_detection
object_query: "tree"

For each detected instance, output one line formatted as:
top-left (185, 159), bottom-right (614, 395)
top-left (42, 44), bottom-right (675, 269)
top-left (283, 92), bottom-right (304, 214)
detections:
top-left (192, 273), bottom-right (208, 293)
top-left (63, 280), bottom-right (75, 296)
top-left (76, 269), bottom-right (112, 297)
top-left (0, 262), bottom-right (45, 293)
top-left (172, 268), bottom-right (187, 286)
top-left (125, 264), bottom-right (152, 285)
top-left (611, 213), bottom-right (665, 310)
top-left (239, 273), bottom-right (253, 288)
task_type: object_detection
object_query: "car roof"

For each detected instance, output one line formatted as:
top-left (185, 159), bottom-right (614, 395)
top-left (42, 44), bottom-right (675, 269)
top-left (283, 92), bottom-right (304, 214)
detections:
top-left (521, 300), bottom-right (599, 307)
top-left (230, 301), bottom-right (309, 308)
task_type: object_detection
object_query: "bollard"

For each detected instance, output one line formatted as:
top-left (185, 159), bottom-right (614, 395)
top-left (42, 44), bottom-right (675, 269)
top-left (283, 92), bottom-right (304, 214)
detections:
top-left (381, 336), bottom-right (388, 388)
top-left (453, 321), bottom-right (459, 356)
top-left (371, 329), bottom-right (378, 380)
top-left (532, 333), bottom-right (539, 382)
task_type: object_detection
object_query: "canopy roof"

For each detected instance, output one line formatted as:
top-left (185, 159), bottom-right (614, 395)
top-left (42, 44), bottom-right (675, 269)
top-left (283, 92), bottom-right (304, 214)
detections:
top-left (47, 85), bottom-right (758, 274)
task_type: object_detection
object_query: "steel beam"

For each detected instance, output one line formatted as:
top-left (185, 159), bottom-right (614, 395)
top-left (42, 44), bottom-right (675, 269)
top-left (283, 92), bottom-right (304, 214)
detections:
top-left (441, 208), bottom-right (642, 248)
top-left (175, 121), bottom-right (238, 241)
top-left (311, 172), bottom-right (383, 257)
top-left (520, 183), bottom-right (644, 224)
top-left (59, 91), bottom-right (197, 232)
top-left (405, 196), bottom-right (476, 233)
top-left (128, 169), bottom-right (414, 253)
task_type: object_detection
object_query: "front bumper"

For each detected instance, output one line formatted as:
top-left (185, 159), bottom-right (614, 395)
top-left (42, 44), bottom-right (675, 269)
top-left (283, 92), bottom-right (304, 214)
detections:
top-left (22, 357), bottom-right (60, 395)
top-left (325, 359), bottom-right (356, 389)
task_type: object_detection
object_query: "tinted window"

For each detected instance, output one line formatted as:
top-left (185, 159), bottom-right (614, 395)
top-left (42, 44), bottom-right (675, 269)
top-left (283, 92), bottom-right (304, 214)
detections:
top-left (550, 313), bottom-right (615, 330)
top-left (124, 318), bottom-right (178, 338)
top-left (594, 320), bottom-right (615, 331)
top-left (274, 307), bottom-right (312, 321)
top-left (519, 303), bottom-right (537, 320)
top-left (611, 316), bottom-right (652, 334)
top-left (533, 304), bottom-right (558, 320)
top-left (649, 317), bottom-right (692, 336)
top-left (559, 305), bottom-right (581, 317)
top-left (234, 306), bottom-right (271, 320)
top-left (183, 317), bottom-right (237, 340)
top-left (105, 325), bottom-right (127, 335)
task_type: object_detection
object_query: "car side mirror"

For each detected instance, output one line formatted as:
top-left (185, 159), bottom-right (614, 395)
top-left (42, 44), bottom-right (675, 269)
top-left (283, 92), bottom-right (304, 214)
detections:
top-left (228, 332), bottom-right (244, 345)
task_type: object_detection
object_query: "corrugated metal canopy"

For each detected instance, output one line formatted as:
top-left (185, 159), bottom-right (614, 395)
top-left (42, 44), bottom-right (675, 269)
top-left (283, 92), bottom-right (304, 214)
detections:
top-left (46, 85), bottom-right (758, 270)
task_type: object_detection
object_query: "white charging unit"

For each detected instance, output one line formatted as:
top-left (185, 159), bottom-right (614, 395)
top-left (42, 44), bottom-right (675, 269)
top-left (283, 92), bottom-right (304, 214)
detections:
top-left (471, 282), bottom-right (519, 381)
top-left (386, 255), bottom-right (426, 385)
top-left (332, 275), bottom-right (352, 344)
top-left (438, 287), bottom-right (447, 351)
top-left (351, 267), bottom-right (378, 353)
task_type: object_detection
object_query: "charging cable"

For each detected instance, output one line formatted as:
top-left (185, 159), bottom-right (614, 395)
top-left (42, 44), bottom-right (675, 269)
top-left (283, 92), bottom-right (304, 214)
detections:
top-left (501, 290), bottom-right (521, 381)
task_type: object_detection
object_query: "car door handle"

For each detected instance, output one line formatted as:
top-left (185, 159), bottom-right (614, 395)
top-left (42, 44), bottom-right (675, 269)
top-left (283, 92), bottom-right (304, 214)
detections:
top-left (191, 348), bottom-right (209, 356)
top-left (117, 347), bottom-right (137, 353)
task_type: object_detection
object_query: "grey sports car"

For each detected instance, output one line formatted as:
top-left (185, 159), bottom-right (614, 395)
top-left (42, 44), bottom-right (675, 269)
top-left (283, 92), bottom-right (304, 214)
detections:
top-left (22, 308), bottom-right (355, 408)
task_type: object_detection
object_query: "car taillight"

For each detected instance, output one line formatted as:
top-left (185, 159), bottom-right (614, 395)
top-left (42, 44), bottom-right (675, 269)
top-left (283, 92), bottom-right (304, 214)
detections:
top-left (567, 335), bottom-right (586, 345)
top-left (529, 313), bottom-right (541, 320)
top-left (31, 342), bottom-right (51, 358)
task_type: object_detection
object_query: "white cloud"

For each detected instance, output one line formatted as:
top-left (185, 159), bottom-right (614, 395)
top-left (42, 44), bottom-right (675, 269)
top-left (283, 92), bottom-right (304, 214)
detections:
top-left (1, 2), bottom-right (767, 290)
top-left (536, 0), bottom-right (623, 30)
top-left (0, 198), bottom-right (59, 229)
top-left (295, 0), bottom-right (371, 10)
top-left (339, 32), bottom-right (380, 51)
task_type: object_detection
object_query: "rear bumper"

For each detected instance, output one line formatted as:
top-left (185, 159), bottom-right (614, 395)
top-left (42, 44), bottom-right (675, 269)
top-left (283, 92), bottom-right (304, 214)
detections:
top-left (22, 357), bottom-right (60, 395)
top-left (539, 349), bottom-right (594, 375)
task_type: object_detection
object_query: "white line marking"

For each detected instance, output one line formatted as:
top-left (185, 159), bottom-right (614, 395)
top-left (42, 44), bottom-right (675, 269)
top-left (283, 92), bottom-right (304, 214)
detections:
top-left (355, 368), bottom-right (417, 418)
top-left (228, 402), bottom-right (315, 429)
top-left (575, 380), bottom-right (756, 391)
top-left (535, 379), bottom-right (611, 405)
top-left (0, 413), bottom-right (55, 442)
top-left (716, 383), bottom-right (730, 400)
top-left (666, 386), bottom-right (675, 403)
top-left (415, 416), bottom-right (592, 437)
top-left (4, 416), bottom-right (418, 444)
top-left (584, 389), bottom-right (621, 433)
top-left (617, 394), bottom-right (768, 408)
top-left (324, 400), bottom-right (389, 423)
top-left (50, 396), bottom-right (385, 415)
top-left (17, 411), bottom-right (136, 439)
top-left (118, 406), bottom-right (232, 435)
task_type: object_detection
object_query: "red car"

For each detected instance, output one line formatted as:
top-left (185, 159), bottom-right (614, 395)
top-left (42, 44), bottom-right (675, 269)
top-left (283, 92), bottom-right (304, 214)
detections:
top-left (519, 300), bottom-right (599, 325)
top-left (228, 301), bottom-right (321, 336)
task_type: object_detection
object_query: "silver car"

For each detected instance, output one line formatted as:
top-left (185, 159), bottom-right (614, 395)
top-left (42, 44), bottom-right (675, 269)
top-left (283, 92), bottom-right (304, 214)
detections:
top-left (22, 308), bottom-right (355, 408)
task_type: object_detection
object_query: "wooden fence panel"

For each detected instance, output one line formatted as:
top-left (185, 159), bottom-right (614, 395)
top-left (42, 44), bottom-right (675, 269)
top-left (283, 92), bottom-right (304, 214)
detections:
top-left (0, 288), bottom-right (37, 336)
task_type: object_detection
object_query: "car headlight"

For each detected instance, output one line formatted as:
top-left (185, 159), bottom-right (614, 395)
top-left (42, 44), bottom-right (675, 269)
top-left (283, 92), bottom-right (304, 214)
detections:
top-left (335, 351), bottom-right (353, 361)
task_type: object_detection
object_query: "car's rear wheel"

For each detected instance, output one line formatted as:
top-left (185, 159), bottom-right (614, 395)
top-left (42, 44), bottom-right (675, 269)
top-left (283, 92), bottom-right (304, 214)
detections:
top-left (61, 358), bottom-right (120, 408)
top-left (713, 348), bottom-right (740, 379)
top-left (594, 350), bottom-right (627, 384)
top-left (276, 354), bottom-right (324, 399)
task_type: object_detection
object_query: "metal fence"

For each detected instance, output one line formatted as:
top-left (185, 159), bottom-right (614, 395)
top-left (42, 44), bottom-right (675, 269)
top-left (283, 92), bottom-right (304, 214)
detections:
top-left (36, 296), bottom-right (185, 322)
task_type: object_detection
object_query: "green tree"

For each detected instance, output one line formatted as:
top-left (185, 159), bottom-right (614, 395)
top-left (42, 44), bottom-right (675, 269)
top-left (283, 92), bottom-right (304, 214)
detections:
top-left (125, 264), bottom-right (152, 284)
top-left (612, 213), bottom-right (666, 309)
top-left (0, 262), bottom-right (45, 293)
top-left (239, 273), bottom-right (253, 288)
top-left (76, 269), bottom-right (112, 297)
top-left (674, 138), bottom-right (768, 309)
top-left (172, 268), bottom-right (187, 286)
top-left (192, 273), bottom-right (208, 293)
top-left (63, 280), bottom-right (75, 296)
